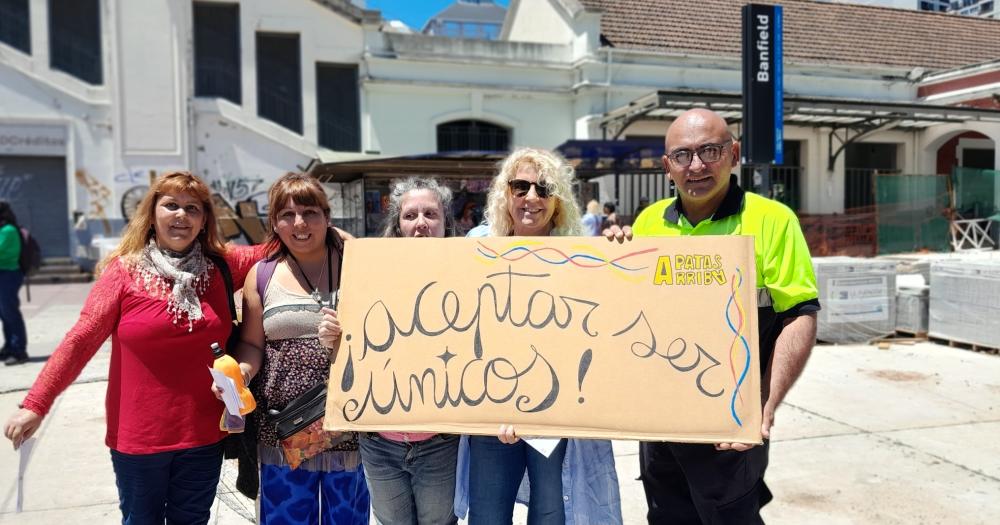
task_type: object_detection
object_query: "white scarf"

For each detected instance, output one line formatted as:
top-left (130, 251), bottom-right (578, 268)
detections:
top-left (133, 239), bottom-right (213, 331)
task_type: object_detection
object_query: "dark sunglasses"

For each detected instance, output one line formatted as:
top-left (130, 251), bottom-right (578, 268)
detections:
top-left (507, 179), bottom-right (551, 198)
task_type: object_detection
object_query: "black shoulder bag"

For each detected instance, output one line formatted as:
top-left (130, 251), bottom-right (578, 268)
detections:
top-left (209, 254), bottom-right (260, 500)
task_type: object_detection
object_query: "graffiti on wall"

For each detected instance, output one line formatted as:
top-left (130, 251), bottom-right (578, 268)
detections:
top-left (115, 169), bottom-right (155, 185)
top-left (0, 171), bottom-right (33, 202)
top-left (75, 170), bottom-right (113, 235)
top-left (211, 178), bottom-right (268, 210)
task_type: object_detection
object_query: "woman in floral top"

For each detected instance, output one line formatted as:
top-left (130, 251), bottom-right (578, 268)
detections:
top-left (232, 172), bottom-right (369, 524)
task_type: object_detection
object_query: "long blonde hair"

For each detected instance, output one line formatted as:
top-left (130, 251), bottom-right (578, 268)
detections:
top-left (98, 171), bottom-right (226, 273)
top-left (484, 147), bottom-right (583, 237)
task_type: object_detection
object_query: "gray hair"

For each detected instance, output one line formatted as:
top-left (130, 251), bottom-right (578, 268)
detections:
top-left (380, 176), bottom-right (456, 238)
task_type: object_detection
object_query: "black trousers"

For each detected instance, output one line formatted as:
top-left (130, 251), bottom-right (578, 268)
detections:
top-left (640, 441), bottom-right (772, 525)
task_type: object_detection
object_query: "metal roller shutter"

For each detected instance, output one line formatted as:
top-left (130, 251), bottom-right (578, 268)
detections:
top-left (0, 156), bottom-right (69, 258)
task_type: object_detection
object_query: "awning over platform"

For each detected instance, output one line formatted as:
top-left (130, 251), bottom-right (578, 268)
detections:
top-left (600, 90), bottom-right (1000, 170)
top-left (312, 151), bottom-right (506, 183)
top-left (555, 139), bottom-right (665, 180)
top-left (601, 89), bottom-right (1000, 139)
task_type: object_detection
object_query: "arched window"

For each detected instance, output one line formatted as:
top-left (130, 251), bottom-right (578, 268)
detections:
top-left (437, 120), bottom-right (510, 152)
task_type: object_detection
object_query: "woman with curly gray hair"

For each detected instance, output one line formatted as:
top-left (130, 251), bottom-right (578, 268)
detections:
top-left (379, 176), bottom-right (455, 238)
top-left (364, 176), bottom-right (461, 524)
top-left (458, 148), bottom-right (622, 525)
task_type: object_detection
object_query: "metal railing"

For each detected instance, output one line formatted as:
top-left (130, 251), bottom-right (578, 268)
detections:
top-left (49, 26), bottom-right (102, 84)
top-left (844, 168), bottom-right (901, 210)
top-left (437, 121), bottom-right (510, 152)
top-left (739, 165), bottom-right (803, 211)
top-left (257, 74), bottom-right (302, 133)
top-left (195, 57), bottom-right (241, 104)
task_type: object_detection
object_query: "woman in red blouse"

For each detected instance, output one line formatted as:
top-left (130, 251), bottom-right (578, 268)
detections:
top-left (3, 171), bottom-right (265, 524)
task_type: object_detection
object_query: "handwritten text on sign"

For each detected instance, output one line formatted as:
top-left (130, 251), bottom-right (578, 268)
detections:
top-left (325, 236), bottom-right (761, 443)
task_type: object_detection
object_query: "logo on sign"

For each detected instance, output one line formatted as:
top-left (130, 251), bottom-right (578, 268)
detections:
top-left (653, 255), bottom-right (727, 286)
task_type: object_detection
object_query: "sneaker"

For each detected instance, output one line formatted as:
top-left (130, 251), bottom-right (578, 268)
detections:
top-left (3, 355), bottom-right (28, 366)
top-left (0, 347), bottom-right (9, 360)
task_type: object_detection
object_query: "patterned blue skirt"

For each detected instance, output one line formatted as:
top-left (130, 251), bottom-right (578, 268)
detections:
top-left (260, 463), bottom-right (370, 525)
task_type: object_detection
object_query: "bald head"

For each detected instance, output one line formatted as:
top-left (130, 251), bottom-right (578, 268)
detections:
top-left (660, 107), bottom-right (740, 224)
top-left (665, 108), bottom-right (732, 150)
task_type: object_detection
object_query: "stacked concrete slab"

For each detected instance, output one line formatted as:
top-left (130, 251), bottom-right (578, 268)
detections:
top-left (882, 255), bottom-right (931, 334)
top-left (881, 251), bottom-right (1000, 336)
top-left (896, 285), bottom-right (929, 334)
top-left (929, 259), bottom-right (1000, 348)
top-left (813, 257), bottom-right (897, 343)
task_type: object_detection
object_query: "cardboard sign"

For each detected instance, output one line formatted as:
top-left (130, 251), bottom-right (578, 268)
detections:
top-left (325, 236), bottom-right (762, 443)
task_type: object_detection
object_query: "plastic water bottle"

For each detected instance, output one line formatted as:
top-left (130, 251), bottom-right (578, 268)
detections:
top-left (211, 342), bottom-right (256, 433)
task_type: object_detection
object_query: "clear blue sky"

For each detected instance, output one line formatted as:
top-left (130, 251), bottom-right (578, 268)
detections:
top-left (367, 0), bottom-right (509, 31)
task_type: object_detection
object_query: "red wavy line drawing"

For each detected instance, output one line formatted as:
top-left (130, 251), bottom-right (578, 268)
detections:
top-left (477, 242), bottom-right (657, 270)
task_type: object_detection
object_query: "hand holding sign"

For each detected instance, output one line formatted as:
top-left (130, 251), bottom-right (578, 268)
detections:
top-left (318, 307), bottom-right (342, 349)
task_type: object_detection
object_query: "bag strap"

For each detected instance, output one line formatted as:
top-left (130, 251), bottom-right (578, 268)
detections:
top-left (208, 254), bottom-right (237, 326)
top-left (200, 253), bottom-right (242, 355)
top-left (256, 257), bottom-right (280, 299)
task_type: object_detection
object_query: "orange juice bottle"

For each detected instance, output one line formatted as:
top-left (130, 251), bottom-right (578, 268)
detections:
top-left (211, 342), bottom-right (257, 415)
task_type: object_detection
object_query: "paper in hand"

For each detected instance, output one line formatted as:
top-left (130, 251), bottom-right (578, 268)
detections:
top-left (208, 367), bottom-right (244, 415)
top-left (524, 437), bottom-right (562, 458)
top-left (17, 437), bottom-right (36, 513)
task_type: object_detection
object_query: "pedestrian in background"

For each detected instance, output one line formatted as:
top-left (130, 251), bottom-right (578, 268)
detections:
top-left (602, 201), bottom-right (618, 231)
top-left (361, 176), bottom-right (460, 525)
top-left (3, 172), bottom-right (268, 524)
top-left (458, 147), bottom-right (623, 525)
top-left (0, 201), bottom-right (28, 366)
top-left (581, 199), bottom-right (604, 236)
top-left (456, 200), bottom-right (479, 237)
top-left (230, 172), bottom-right (369, 524)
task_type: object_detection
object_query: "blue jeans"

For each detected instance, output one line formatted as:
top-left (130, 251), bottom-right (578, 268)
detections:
top-left (110, 442), bottom-right (223, 525)
top-left (468, 436), bottom-right (567, 525)
top-left (260, 463), bottom-right (370, 525)
top-left (360, 433), bottom-right (459, 525)
top-left (0, 270), bottom-right (26, 358)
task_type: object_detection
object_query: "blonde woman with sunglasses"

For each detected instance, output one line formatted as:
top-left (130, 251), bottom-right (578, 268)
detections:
top-left (455, 148), bottom-right (623, 525)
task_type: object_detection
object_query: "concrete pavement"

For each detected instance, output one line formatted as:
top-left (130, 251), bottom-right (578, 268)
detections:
top-left (1, 282), bottom-right (999, 524)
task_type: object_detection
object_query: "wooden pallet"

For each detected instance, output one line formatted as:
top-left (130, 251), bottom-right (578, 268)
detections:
top-left (871, 336), bottom-right (923, 350)
top-left (894, 329), bottom-right (928, 339)
top-left (928, 336), bottom-right (1000, 355)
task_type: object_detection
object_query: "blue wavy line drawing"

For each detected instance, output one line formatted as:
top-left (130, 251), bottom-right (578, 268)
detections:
top-left (724, 267), bottom-right (751, 427)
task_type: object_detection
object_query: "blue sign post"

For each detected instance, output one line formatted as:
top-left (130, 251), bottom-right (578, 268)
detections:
top-left (742, 4), bottom-right (784, 194)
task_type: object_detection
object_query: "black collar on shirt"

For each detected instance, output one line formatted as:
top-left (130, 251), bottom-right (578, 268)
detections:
top-left (664, 174), bottom-right (746, 224)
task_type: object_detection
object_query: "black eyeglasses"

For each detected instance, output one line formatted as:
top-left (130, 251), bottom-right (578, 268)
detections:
top-left (666, 140), bottom-right (733, 167)
top-left (508, 179), bottom-right (551, 199)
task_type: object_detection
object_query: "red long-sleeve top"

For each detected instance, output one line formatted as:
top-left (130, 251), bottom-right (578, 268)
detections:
top-left (21, 245), bottom-right (266, 454)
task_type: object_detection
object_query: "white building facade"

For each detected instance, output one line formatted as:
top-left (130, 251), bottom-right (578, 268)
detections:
top-left (1, 0), bottom-right (999, 263)
top-left (0, 0), bottom-right (379, 261)
top-left (950, 0), bottom-right (999, 17)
